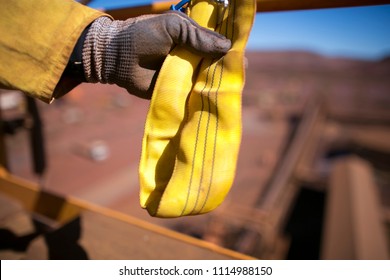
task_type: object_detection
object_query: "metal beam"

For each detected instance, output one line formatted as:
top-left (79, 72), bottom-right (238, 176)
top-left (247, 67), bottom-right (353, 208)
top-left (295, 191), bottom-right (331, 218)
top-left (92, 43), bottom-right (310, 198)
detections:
top-left (106, 0), bottom-right (390, 19)
top-left (0, 116), bottom-right (7, 170)
top-left (106, 1), bottom-right (176, 19)
top-left (0, 91), bottom-right (8, 169)
top-left (321, 156), bottom-right (389, 260)
top-left (0, 168), bottom-right (254, 260)
top-left (256, 0), bottom-right (390, 12)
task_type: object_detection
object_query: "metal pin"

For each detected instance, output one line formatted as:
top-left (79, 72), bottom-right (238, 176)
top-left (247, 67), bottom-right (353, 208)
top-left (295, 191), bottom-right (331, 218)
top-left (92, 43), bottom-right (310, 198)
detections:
top-left (171, 0), bottom-right (229, 13)
top-left (215, 0), bottom-right (229, 26)
top-left (214, 0), bottom-right (229, 8)
top-left (170, 0), bottom-right (190, 12)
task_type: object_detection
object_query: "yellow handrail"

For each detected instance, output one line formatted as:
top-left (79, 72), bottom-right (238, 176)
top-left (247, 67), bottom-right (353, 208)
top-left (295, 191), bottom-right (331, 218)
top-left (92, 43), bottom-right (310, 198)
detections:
top-left (106, 0), bottom-right (390, 19)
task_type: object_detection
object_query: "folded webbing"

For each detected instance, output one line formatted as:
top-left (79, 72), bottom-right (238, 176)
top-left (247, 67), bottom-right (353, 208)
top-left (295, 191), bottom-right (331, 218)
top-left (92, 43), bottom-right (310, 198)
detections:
top-left (139, 0), bottom-right (256, 218)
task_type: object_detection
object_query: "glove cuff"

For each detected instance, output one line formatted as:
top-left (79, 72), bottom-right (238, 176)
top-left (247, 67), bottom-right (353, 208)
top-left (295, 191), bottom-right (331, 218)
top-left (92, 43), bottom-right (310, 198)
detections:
top-left (82, 16), bottom-right (121, 85)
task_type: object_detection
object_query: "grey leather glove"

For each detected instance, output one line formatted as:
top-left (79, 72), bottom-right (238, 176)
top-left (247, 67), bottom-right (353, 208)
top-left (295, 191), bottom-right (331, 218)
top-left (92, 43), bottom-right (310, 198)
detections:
top-left (82, 11), bottom-right (231, 99)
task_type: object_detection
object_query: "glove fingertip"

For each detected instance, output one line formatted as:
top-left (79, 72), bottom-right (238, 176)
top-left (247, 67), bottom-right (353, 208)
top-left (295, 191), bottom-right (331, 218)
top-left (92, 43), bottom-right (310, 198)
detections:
top-left (215, 37), bottom-right (232, 54)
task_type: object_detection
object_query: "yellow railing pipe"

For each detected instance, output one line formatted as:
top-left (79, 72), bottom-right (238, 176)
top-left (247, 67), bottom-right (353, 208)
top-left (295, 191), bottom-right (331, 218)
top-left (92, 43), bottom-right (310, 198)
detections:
top-left (106, 0), bottom-right (390, 19)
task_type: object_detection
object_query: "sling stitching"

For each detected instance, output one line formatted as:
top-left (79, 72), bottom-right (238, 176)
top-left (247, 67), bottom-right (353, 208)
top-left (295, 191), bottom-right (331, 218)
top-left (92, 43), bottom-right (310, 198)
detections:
top-left (198, 0), bottom-right (235, 213)
top-left (182, 0), bottom-right (237, 216)
top-left (190, 59), bottom-right (220, 214)
top-left (181, 58), bottom-right (214, 216)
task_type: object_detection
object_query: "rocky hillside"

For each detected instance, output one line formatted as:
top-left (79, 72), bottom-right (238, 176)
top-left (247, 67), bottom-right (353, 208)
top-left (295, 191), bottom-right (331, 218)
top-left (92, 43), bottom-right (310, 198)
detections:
top-left (243, 51), bottom-right (390, 120)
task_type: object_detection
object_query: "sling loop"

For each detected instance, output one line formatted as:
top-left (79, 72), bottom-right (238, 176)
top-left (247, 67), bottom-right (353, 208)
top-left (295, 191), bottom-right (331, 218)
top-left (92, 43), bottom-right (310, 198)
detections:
top-left (140, 0), bottom-right (256, 218)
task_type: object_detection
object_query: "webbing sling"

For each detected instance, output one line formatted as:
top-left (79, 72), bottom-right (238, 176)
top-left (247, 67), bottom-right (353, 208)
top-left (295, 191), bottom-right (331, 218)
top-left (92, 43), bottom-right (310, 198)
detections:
top-left (139, 0), bottom-right (256, 217)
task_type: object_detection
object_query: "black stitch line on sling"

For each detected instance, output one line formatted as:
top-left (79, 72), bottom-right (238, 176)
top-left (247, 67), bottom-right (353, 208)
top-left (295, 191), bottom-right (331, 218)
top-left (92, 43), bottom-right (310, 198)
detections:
top-left (189, 59), bottom-right (221, 214)
top-left (180, 58), bottom-right (215, 216)
top-left (194, 2), bottom-right (232, 214)
top-left (198, 0), bottom-right (236, 213)
top-left (181, 0), bottom-right (236, 216)
top-left (195, 1), bottom-right (233, 214)
top-left (197, 58), bottom-right (224, 213)
top-left (189, 1), bottom-right (233, 215)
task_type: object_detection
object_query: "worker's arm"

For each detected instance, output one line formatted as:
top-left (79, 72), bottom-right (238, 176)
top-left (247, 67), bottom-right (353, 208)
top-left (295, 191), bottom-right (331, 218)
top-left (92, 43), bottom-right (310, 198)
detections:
top-left (0, 0), bottom-right (230, 103)
top-left (0, 0), bottom-right (104, 103)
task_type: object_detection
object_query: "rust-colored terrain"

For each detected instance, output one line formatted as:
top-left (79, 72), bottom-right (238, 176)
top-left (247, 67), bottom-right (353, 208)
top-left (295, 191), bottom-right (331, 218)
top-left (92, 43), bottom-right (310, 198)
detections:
top-left (3, 51), bottom-right (390, 259)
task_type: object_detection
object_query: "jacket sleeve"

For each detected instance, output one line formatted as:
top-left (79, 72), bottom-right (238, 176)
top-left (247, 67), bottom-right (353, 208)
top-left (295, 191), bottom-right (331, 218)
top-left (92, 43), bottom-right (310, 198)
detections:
top-left (0, 0), bottom-right (107, 103)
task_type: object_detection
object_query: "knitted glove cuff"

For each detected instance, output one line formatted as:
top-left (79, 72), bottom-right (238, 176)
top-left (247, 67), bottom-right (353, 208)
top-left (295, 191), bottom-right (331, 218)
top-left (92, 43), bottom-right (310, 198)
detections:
top-left (82, 16), bottom-right (135, 86)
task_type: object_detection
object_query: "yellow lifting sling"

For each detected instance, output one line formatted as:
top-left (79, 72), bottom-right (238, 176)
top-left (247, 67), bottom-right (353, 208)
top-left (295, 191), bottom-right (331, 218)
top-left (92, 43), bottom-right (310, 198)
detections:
top-left (139, 0), bottom-right (256, 217)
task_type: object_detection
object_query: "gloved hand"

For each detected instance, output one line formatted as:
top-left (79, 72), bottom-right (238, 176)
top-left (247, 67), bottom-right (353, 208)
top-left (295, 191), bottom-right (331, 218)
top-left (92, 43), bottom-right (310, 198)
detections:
top-left (82, 11), bottom-right (231, 99)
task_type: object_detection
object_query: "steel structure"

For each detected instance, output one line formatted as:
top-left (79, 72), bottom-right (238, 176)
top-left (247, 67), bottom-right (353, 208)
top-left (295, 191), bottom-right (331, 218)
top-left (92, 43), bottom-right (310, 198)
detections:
top-left (1, 0), bottom-right (389, 259)
top-left (105, 0), bottom-right (390, 19)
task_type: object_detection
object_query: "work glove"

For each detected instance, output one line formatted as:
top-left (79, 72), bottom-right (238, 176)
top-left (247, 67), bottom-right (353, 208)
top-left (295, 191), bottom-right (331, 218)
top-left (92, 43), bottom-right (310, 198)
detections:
top-left (82, 11), bottom-right (231, 99)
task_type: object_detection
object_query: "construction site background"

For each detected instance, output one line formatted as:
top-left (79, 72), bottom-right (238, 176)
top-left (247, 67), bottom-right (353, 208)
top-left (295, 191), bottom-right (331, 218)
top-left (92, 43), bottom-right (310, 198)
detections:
top-left (1, 49), bottom-right (389, 259)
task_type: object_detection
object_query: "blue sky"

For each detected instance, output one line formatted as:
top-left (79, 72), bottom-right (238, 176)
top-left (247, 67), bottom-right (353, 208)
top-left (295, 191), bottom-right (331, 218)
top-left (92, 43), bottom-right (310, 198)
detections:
top-left (87, 1), bottom-right (390, 60)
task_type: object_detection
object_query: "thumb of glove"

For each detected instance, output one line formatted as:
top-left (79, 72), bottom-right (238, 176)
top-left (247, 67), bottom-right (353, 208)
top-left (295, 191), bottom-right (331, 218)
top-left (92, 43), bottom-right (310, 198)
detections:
top-left (164, 11), bottom-right (231, 58)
